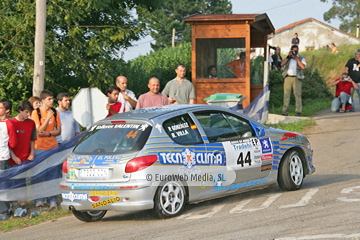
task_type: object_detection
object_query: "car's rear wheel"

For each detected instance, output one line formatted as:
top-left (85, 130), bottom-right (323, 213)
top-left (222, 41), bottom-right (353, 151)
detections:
top-left (152, 181), bottom-right (186, 219)
top-left (278, 150), bottom-right (304, 191)
top-left (72, 210), bottom-right (107, 222)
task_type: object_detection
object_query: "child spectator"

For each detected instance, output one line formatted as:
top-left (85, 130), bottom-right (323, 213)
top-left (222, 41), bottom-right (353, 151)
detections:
top-left (0, 99), bottom-right (17, 220)
top-left (9, 100), bottom-right (36, 217)
top-left (331, 43), bottom-right (339, 54)
top-left (106, 86), bottom-right (125, 117)
top-left (29, 96), bottom-right (41, 110)
top-left (30, 90), bottom-right (62, 209)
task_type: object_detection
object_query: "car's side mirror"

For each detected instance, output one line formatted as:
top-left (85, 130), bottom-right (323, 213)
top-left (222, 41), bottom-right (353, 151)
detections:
top-left (250, 122), bottom-right (266, 137)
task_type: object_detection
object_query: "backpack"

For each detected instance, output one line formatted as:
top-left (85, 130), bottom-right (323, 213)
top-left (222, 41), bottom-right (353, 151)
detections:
top-left (36, 107), bottom-right (57, 125)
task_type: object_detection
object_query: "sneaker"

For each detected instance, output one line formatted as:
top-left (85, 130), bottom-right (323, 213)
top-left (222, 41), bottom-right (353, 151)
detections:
top-left (49, 202), bottom-right (57, 210)
top-left (35, 201), bottom-right (44, 207)
top-left (14, 208), bottom-right (27, 218)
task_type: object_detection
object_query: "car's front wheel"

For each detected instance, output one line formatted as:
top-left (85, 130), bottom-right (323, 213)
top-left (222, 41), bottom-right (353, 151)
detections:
top-left (72, 210), bottom-right (107, 222)
top-left (278, 150), bottom-right (304, 191)
top-left (152, 181), bottom-right (186, 219)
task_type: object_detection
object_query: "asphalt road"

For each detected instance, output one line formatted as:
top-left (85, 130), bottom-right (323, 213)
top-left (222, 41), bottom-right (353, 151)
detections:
top-left (2, 109), bottom-right (360, 240)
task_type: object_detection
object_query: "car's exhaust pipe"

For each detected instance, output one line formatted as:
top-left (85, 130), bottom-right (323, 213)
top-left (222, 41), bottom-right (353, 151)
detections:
top-left (69, 205), bottom-right (75, 211)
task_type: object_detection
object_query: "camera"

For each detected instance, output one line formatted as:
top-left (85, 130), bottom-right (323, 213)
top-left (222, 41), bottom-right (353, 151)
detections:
top-left (291, 50), bottom-right (297, 55)
top-left (343, 77), bottom-right (349, 81)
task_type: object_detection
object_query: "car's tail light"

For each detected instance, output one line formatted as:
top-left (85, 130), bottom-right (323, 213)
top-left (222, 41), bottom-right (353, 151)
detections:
top-left (62, 159), bottom-right (68, 173)
top-left (125, 155), bottom-right (157, 173)
top-left (89, 196), bottom-right (100, 202)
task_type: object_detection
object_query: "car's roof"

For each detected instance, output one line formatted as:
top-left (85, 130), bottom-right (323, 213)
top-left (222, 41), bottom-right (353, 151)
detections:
top-left (104, 104), bottom-right (230, 121)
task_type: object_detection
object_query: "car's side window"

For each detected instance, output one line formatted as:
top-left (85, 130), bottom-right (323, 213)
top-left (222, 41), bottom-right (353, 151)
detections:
top-left (194, 111), bottom-right (254, 143)
top-left (163, 114), bottom-right (203, 145)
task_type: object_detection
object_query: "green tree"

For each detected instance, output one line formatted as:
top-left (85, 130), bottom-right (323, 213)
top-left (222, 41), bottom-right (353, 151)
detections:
top-left (138, 0), bottom-right (232, 51)
top-left (321, 0), bottom-right (360, 33)
top-left (0, 0), bottom-right (160, 102)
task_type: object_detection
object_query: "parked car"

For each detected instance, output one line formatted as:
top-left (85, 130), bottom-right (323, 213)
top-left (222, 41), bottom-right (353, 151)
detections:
top-left (60, 105), bottom-right (315, 222)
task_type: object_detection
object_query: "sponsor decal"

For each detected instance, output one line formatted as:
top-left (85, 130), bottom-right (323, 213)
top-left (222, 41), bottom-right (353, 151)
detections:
top-left (280, 132), bottom-right (299, 141)
top-left (70, 183), bottom-right (115, 190)
top-left (221, 178), bottom-right (267, 191)
top-left (155, 123), bottom-right (162, 133)
top-left (69, 155), bottom-right (122, 166)
top-left (68, 166), bottom-right (76, 179)
top-left (213, 172), bottom-right (227, 191)
top-left (91, 196), bottom-right (121, 208)
top-left (89, 191), bottom-right (118, 196)
top-left (90, 123), bottom-right (149, 132)
top-left (261, 154), bottom-right (273, 161)
top-left (190, 124), bottom-right (197, 130)
top-left (158, 148), bottom-right (225, 168)
top-left (62, 191), bottom-right (88, 202)
top-left (260, 138), bottom-right (272, 154)
top-left (261, 164), bottom-right (272, 172)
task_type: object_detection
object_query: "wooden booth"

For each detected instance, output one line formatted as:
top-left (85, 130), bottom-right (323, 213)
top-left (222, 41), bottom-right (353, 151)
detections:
top-left (184, 14), bottom-right (275, 107)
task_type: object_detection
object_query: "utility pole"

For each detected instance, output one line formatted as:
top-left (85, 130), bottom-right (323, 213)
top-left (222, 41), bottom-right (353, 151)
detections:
top-left (172, 28), bottom-right (176, 47)
top-left (33, 0), bottom-right (47, 97)
top-left (357, 24), bottom-right (360, 38)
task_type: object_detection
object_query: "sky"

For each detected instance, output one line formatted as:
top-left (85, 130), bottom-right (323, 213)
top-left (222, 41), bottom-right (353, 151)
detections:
top-left (122, 0), bottom-right (341, 61)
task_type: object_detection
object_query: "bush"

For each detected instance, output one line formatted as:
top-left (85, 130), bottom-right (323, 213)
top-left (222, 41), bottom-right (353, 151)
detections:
top-left (268, 68), bottom-right (333, 109)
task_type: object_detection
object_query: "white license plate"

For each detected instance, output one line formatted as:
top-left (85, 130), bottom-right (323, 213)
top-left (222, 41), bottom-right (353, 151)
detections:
top-left (80, 169), bottom-right (109, 178)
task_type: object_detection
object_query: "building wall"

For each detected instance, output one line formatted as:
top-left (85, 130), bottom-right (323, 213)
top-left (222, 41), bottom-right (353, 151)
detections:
top-left (268, 20), bottom-right (360, 53)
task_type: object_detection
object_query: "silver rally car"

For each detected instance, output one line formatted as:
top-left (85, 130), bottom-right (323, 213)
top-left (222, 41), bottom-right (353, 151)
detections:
top-left (60, 105), bottom-right (315, 222)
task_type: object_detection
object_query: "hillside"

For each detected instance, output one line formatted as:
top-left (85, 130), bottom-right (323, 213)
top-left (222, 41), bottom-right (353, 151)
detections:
top-left (300, 44), bottom-right (360, 83)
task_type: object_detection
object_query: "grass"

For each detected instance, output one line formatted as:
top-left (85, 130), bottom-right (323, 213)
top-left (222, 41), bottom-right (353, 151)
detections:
top-left (0, 209), bottom-right (72, 233)
top-left (269, 98), bottom-right (331, 117)
top-left (266, 119), bottom-right (316, 132)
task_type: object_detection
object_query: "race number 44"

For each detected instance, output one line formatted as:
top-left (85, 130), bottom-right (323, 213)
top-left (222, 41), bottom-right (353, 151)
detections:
top-left (237, 151), bottom-right (251, 167)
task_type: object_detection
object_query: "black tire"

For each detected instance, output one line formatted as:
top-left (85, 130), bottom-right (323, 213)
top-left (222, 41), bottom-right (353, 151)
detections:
top-left (278, 150), bottom-right (304, 191)
top-left (72, 210), bottom-right (107, 222)
top-left (152, 181), bottom-right (186, 219)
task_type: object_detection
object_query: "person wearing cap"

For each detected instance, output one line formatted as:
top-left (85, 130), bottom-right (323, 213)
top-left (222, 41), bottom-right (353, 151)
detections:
top-left (115, 76), bottom-right (138, 112)
top-left (329, 73), bottom-right (359, 112)
top-left (345, 49), bottom-right (360, 111)
top-left (162, 64), bottom-right (195, 104)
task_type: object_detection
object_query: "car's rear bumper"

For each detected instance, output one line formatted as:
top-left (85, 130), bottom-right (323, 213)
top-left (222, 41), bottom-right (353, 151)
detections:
top-left (60, 180), bottom-right (156, 212)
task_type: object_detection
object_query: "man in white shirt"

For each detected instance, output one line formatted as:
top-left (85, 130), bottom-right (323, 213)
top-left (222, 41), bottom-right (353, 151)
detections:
top-left (56, 93), bottom-right (80, 144)
top-left (280, 45), bottom-right (306, 116)
top-left (115, 76), bottom-right (138, 111)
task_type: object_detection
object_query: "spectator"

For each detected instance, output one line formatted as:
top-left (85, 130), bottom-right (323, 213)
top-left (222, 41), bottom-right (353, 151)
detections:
top-left (56, 93), bottom-right (80, 144)
top-left (162, 64), bottom-right (196, 104)
top-left (345, 49), bottom-right (360, 111)
top-left (115, 76), bottom-right (137, 111)
top-left (106, 86), bottom-right (125, 117)
top-left (29, 96), bottom-right (41, 110)
top-left (0, 99), bottom-right (17, 220)
top-left (208, 65), bottom-right (217, 79)
top-left (330, 73), bottom-right (358, 112)
top-left (331, 43), bottom-right (339, 54)
top-left (224, 52), bottom-right (246, 78)
top-left (281, 45), bottom-right (306, 116)
top-left (136, 77), bottom-right (169, 109)
top-left (9, 100), bottom-right (36, 217)
top-left (271, 47), bottom-right (283, 71)
top-left (291, 33), bottom-right (300, 46)
top-left (30, 90), bottom-right (62, 209)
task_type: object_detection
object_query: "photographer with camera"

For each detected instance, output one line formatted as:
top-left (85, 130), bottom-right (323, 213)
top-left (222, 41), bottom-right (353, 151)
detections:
top-left (329, 73), bottom-right (359, 113)
top-left (280, 45), bottom-right (306, 116)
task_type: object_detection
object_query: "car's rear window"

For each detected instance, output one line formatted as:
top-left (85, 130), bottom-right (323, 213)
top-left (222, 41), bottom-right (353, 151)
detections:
top-left (73, 122), bottom-right (152, 155)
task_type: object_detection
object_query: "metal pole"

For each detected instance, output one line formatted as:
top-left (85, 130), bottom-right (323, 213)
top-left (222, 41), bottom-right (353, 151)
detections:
top-left (33, 0), bottom-right (47, 96)
top-left (172, 28), bottom-right (175, 47)
top-left (357, 24), bottom-right (359, 38)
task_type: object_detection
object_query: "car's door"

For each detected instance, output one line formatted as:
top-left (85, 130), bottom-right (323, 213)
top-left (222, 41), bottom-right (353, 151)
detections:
top-left (191, 110), bottom-right (269, 187)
